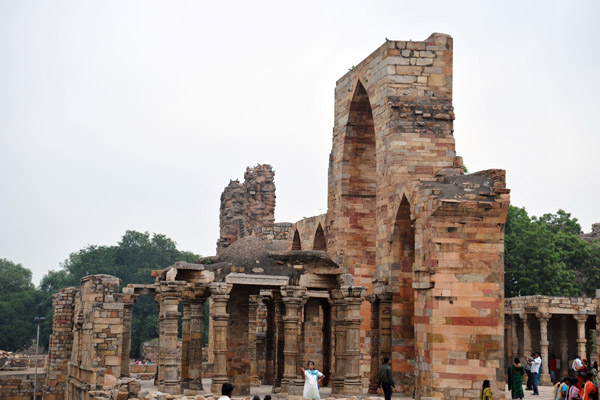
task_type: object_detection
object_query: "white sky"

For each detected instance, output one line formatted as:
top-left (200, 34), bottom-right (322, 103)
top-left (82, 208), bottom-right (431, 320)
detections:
top-left (1, 1), bottom-right (598, 286)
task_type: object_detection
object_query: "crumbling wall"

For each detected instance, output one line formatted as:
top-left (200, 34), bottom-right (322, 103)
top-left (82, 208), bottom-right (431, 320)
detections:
top-left (67, 275), bottom-right (125, 399)
top-left (217, 165), bottom-right (279, 255)
top-left (44, 286), bottom-right (79, 400)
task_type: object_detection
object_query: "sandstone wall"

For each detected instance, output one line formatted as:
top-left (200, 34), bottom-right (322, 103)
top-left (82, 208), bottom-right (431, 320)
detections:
top-left (0, 371), bottom-right (45, 400)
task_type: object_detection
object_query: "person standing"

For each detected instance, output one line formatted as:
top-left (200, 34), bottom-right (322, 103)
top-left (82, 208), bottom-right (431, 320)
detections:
top-left (218, 383), bottom-right (234, 400)
top-left (528, 352), bottom-right (541, 396)
top-left (568, 377), bottom-right (580, 400)
top-left (549, 355), bottom-right (558, 383)
top-left (554, 377), bottom-right (570, 400)
top-left (508, 357), bottom-right (525, 399)
top-left (377, 356), bottom-right (396, 400)
top-left (525, 355), bottom-right (533, 390)
top-left (582, 372), bottom-right (597, 400)
top-left (480, 379), bottom-right (492, 400)
top-left (301, 360), bottom-right (324, 400)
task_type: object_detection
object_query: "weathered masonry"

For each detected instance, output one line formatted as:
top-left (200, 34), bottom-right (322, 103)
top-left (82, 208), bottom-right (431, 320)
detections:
top-left (291, 33), bottom-right (510, 398)
top-left (505, 294), bottom-right (600, 385)
top-left (43, 33), bottom-right (512, 400)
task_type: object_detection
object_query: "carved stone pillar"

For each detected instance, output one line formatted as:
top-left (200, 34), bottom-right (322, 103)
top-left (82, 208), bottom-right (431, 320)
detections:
top-left (366, 295), bottom-right (379, 394)
top-left (560, 315), bottom-right (569, 377)
top-left (249, 294), bottom-right (261, 386)
top-left (280, 286), bottom-right (305, 394)
top-left (537, 313), bottom-right (551, 385)
top-left (343, 286), bottom-right (365, 395)
top-left (264, 298), bottom-right (275, 385)
top-left (121, 289), bottom-right (137, 377)
top-left (180, 299), bottom-right (191, 389)
top-left (210, 283), bottom-right (232, 394)
top-left (188, 297), bottom-right (205, 391)
top-left (379, 293), bottom-right (392, 359)
top-left (574, 314), bottom-right (588, 360)
top-left (330, 289), bottom-right (347, 395)
top-left (273, 298), bottom-right (285, 391)
top-left (520, 313), bottom-right (531, 357)
top-left (158, 286), bottom-right (182, 394)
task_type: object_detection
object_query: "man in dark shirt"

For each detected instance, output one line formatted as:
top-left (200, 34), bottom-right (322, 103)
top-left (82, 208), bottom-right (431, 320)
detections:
top-left (377, 356), bottom-right (396, 400)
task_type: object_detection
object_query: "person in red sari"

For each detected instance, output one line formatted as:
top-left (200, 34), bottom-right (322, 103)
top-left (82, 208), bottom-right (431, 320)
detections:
top-left (582, 372), bottom-right (597, 400)
top-left (576, 359), bottom-right (589, 390)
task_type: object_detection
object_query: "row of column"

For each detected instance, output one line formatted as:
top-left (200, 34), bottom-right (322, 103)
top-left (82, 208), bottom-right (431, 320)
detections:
top-left (507, 313), bottom-right (590, 385)
top-left (151, 283), bottom-right (365, 396)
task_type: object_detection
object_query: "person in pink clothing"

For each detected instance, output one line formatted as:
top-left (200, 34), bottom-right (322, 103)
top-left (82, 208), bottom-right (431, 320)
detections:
top-left (568, 377), bottom-right (580, 400)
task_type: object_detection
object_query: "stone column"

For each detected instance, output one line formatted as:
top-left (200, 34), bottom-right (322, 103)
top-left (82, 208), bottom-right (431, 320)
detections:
top-left (574, 314), bottom-right (588, 360)
top-left (330, 289), bottom-right (347, 395)
top-left (520, 313), bottom-right (531, 357)
top-left (343, 286), bottom-right (365, 395)
top-left (210, 283), bottom-right (232, 395)
top-left (273, 298), bottom-right (285, 391)
top-left (366, 295), bottom-right (379, 394)
top-left (280, 286), bottom-right (306, 394)
top-left (249, 294), bottom-right (261, 386)
top-left (158, 285), bottom-right (183, 394)
top-left (121, 289), bottom-right (137, 377)
top-left (537, 313), bottom-right (551, 385)
top-left (188, 297), bottom-right (205, 391)
top-left (180, 299), bottom-right (191, 389)
top-left (379, 293), bottom-right (392, 359)
top-left (264, 298), bottom-right (275, 385)
top-left (560, 315), bottom-right (569, 378)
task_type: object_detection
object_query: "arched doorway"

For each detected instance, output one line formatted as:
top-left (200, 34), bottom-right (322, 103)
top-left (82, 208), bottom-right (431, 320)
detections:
top-left (313, 224), bottom-right (326, 251)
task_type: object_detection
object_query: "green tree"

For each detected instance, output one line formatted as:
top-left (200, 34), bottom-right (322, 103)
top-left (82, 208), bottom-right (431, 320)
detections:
top-left (0, 259), bottom-right (39, 350)
top-left (505, 206), bottom-right (600, 297)
top-left (38, 230), bottom-right (199, 356)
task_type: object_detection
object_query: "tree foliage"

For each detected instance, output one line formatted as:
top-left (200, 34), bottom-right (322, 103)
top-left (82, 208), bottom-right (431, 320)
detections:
top-left (0, 259), bottom-right (41, 351)
top-left (2, 231), bottom-right (198, 354)
top-left (505, 206), bottom-right (600, 297)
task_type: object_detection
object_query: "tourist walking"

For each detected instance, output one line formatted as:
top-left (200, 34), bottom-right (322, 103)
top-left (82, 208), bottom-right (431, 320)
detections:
top-left (507, 357), bottom-right (525, 399)
top-left (301, 360), bottom-right (324, 400)
top-left (480, 379), bottom-right (492, 400)
top-left (591, 361), bottom-right (598, 388)
top-left (549, 355), bottom-right (558, 383)
top-left (377, 356), bottom-right (396, 400)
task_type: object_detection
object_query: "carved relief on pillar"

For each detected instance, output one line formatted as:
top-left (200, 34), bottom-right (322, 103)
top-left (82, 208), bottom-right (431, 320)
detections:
top-left (279, 286), bottom-right (306, 394)
top-left (343, 286), bottom-right (366, 396)
top-left (536, 312), bottom-right (551, 385)
top-left (366, 295), bottom-right (379, 394)
top-left (519, 313), bottom-right (531, 357)
top-left (209, 282), bottom-right (232, 395)
top-left (330, 288), bottom-right (348, 395)
top-left (188, 292), bottom-right (206, 391)
top-left (180, 299), bottom-right (191, 389)
top-left (249, 294), bottom-right (262, 387)
top-left (158, 289), bottom-right (183, 394)
top-left (573, 314), bottom-right (589, 360)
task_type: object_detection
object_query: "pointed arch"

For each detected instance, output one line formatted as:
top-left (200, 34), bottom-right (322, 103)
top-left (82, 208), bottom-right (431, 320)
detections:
top-left (291, 230), bottom-right (302, 250)
top-left (313, 224), bottom-right (326, 251)
top-left (339, 80), bottom-right (377, 278)
top-left (390, 195), bottom-right (415, 387)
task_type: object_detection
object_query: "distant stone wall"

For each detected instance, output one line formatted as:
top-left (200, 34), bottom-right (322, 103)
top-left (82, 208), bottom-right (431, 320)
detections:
top-left (217, 164), bottom-right (279, 255)
top-left (581, 223), bottom-right (600, 244)
top-left (0, 371), bottom-right (45, 400)
top-left (289, 214), bottom-right (327, 251)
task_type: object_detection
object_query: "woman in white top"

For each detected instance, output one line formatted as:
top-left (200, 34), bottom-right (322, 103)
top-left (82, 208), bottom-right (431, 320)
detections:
top-left (301, 360), bottom-right (325, 400)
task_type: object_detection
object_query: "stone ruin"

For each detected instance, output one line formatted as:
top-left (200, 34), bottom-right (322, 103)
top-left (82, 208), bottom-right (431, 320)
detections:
top-left (37, 33), bottom-right (517, 400)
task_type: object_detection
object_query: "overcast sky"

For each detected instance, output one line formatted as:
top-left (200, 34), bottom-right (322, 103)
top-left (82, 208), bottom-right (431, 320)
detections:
top-left (1, 1), bottom-right (598, 286)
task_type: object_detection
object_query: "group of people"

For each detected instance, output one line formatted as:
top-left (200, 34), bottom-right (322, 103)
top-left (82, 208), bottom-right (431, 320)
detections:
top-left (507, 353), bottom-right (599, 399)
